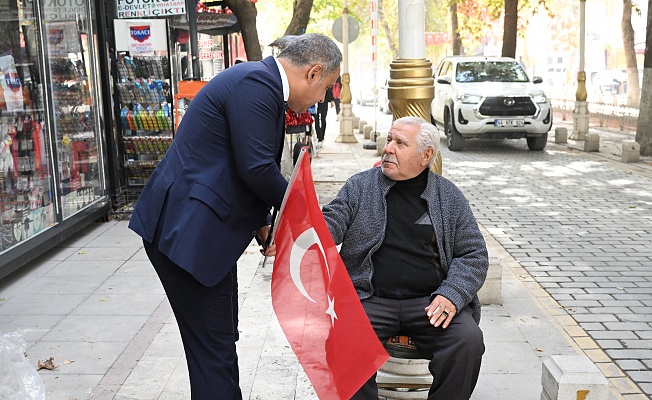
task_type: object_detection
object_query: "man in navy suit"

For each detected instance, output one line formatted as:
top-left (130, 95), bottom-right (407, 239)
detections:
top-left (129, 33), bottom-right (342, 399)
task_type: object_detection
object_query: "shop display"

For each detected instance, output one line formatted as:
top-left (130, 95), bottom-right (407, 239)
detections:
top-left (0, 14), bottom-right (54, 250)
top-left (1, 0), bottom-right (110, 272)
top-left (115, 54), bottom-right (173, 189)
top-left (174, 79), bottom-right (206, 131)
top-left (47, 20), bottom-right (105, 218)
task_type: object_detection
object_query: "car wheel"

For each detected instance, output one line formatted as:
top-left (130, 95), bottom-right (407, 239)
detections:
top-left (527, 133), bottom-right (548, 151)
top-left (445, 109), bottom-right (464, 151)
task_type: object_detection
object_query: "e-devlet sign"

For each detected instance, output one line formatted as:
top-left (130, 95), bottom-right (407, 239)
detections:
top-left (116, 0), bottom-right (186, 19)
top-left (44, 0), bottom-right (86, 21)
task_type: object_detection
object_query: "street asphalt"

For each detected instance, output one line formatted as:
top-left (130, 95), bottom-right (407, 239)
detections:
top-left (0, 107), bottom-right (650, 399)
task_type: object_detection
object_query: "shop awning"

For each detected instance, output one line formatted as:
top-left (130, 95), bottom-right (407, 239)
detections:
top-left (171, 12), bottom-right (240, 36)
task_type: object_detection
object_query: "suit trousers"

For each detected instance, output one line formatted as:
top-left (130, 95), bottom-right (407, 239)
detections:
top-left (143, 240), bottom-right (242, 400)
top-left (315, 101), bottom-right (329, 142)
top-left (351, 296), bottom-right (484, 400)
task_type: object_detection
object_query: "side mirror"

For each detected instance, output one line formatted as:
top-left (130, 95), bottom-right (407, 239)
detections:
top-left (532, 76), bottom-right (543, 84)
top-left (436, 76), bottom-right (452, 85)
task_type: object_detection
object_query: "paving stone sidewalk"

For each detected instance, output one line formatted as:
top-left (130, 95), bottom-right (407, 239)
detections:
top-left (0, 111), bottom-right (648, 399)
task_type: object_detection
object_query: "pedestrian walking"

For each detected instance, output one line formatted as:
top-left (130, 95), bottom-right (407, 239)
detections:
top-left (332, 75), bottom-right (341, 119)
top-left (315, 85), bottom-right (334, 146)
top-left (307, 103), bottom-right (318, 135)
top-left (127, 33), bottom-right (341, 399)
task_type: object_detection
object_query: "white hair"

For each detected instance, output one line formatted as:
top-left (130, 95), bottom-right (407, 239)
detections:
top-left (392, 116), bottom-right (440, 167)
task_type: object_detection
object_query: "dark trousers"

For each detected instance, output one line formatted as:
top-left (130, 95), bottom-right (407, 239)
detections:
top-left (351, 296), bottom-right (484, 400)
top-left (315, 101), bottom-right (329, 141)
top-left (334, 98), bottom-right (341, 115)
top-left (309, 112), bottom-right (318, 135)
top-left (143, 240), bottom-right (242, 400)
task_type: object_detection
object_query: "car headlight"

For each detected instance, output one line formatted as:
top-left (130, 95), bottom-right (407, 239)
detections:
top-left (456, 93), bottom-right (482, 104)
top-left (533, 94), bottom-right (548, 104)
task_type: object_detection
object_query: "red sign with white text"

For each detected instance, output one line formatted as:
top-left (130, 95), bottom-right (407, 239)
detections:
top-left (425, 32), bottom-right (449, 46)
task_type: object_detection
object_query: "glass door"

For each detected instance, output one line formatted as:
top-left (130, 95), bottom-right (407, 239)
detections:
top-left (42, 0), bottom-right (106, 218)
top-left (0, 0), bottom-right (55, 250)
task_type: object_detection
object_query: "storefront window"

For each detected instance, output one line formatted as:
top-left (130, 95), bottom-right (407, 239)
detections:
top-left (0, 0), bottom-right (54, 250)
top-left (0, 0), bottom-right (108, 255)
top-left (43, 1), bottom-right (105, 218)
top-left (197, 33), bottom-right (225, 80)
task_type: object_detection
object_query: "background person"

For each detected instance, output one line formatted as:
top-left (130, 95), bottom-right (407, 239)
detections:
top-left (322, 116), bottom-right (488, 399)
top-left (128, 33), bottom-right (341, 399)
top-left (315, 85), bottom-right (334, 146)
top-left (332, 75), bottom-right (341, 119)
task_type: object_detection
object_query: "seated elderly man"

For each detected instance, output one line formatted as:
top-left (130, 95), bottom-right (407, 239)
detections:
top-left (322, 116), bottom-right (488, 399)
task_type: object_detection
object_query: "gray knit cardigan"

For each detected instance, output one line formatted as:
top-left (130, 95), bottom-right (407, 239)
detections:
top-left (322, 167), bottom-right (488, 324)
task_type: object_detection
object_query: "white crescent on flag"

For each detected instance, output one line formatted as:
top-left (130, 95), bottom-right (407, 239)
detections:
top-left (290, 228), bottom-right (329, 302)
top-left (289, 228), bottom-right (338, 325)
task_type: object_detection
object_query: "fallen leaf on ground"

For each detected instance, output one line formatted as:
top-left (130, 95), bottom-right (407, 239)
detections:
top-left (535, 348), bottom-right (545, 352)
top-left (37, 357), bottom-right (58, 370)
top-left (63, 360), bottom-right (74, 365)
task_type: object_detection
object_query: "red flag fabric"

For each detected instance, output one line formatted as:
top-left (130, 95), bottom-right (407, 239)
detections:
top-left (272, 151), bottom-right (389, 399)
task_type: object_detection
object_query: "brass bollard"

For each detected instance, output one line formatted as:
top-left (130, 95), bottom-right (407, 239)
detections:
top-left (387, 58), bottom-right (442, 175)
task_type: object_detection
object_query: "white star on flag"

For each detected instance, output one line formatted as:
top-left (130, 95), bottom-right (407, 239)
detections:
top-left (325, 295), bottom-right (337, 327)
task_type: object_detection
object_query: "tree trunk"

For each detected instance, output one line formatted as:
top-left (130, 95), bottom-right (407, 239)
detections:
top-left (622, 0), bottom-right (640, 107)
top-left (501, 0), bottom-right (518, 58)
top-left (450, 2), bottom-right (463, 55)
top-left (284, 0), bottom-right (314, 36)
top-left (635, 0), bottom-right (652, 155)
top-left (224, 0), bottom-right (263, 61)
top-left (379, 0), bottom-right (399, 58)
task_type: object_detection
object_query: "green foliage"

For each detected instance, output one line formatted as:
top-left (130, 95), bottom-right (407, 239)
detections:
top-left (259, 0), bottom-right (447, 77)
top-left (452, 0), bottom-right (551, 53)
top-left (256, 0), bottom-right (294, 42)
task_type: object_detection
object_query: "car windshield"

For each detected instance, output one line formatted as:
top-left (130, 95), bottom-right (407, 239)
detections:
top-left (455, 61), bottom-right (529, 83)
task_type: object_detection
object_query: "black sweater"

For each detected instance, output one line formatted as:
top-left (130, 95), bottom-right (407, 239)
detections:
top-left (371, 169), bottom-right (443, 299)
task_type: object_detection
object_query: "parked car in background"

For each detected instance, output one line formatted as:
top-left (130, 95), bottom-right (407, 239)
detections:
top-left (590, 69), bottom-right (645, 96)
top-left (377, 78), bottom-right (391, 114)
top-left (430, 56), bottom-right (552, 151)
top-left (356, 81), bottom-right (376, 106)
top-left (546, 65), bottom-right (568, 86)
top-left (591, 69), bottom-right (627, 95)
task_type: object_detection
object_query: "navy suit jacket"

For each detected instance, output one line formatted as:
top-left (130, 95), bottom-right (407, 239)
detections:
top-left (129, 57), bottom-right (288, 286)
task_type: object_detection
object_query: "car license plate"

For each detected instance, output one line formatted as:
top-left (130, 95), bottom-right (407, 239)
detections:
top-left (494, 119), bottom-right (525, 127)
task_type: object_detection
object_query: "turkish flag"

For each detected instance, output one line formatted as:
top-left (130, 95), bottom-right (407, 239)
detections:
top-left (272, 150), bottom-right (389, 399)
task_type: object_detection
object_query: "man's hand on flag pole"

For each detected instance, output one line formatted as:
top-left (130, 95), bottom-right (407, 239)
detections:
top-left (254, 225), bottom-right (276, 256)
top-left (262, 243), bottom-right (276, 256)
